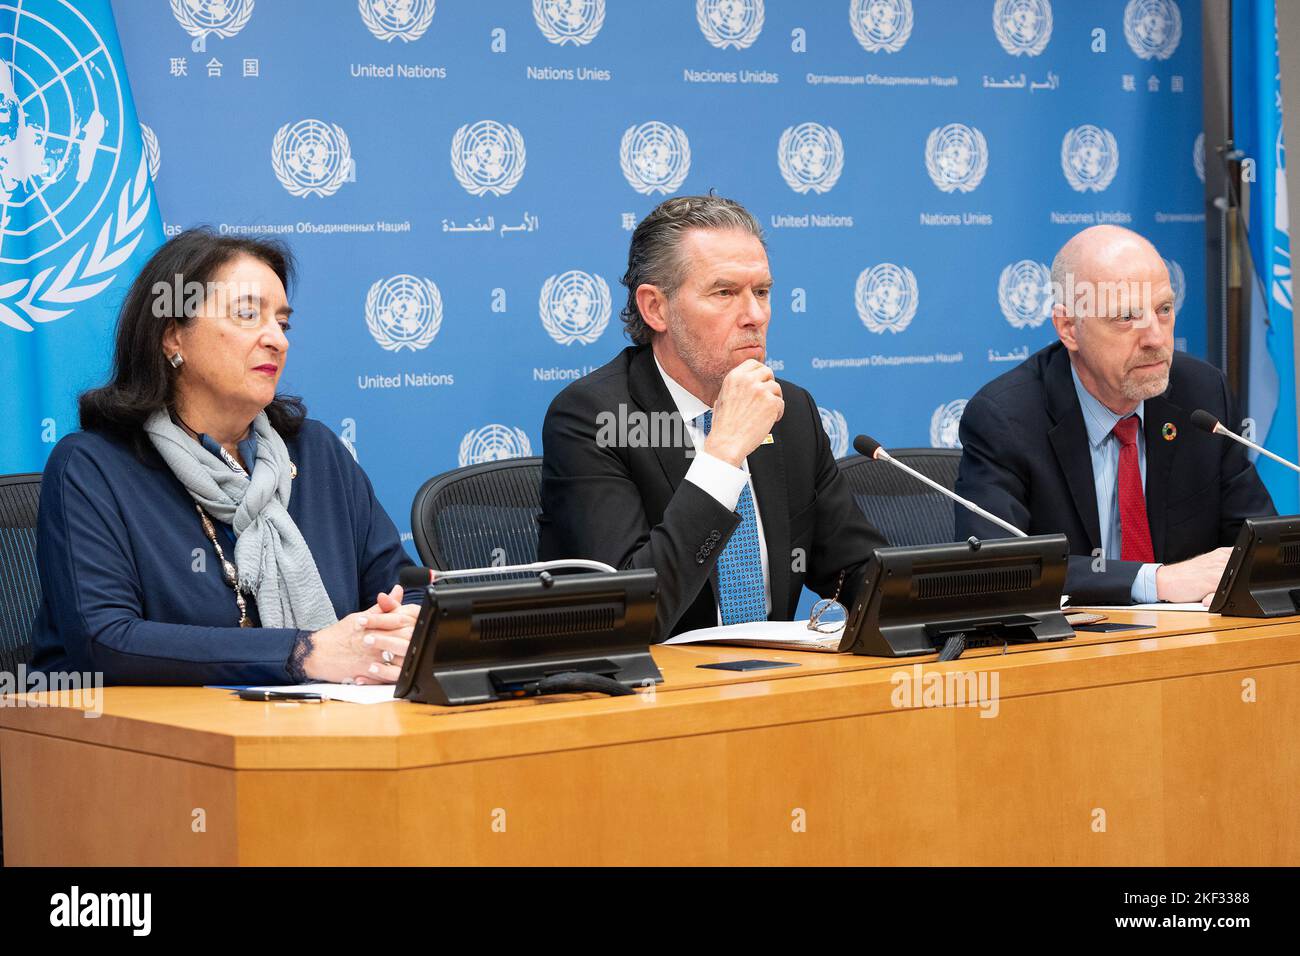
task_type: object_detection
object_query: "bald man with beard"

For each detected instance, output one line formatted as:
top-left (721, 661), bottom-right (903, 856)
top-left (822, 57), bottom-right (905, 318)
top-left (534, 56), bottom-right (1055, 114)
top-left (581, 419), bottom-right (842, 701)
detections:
top-left (954, 225), bottom-right (1276, 605)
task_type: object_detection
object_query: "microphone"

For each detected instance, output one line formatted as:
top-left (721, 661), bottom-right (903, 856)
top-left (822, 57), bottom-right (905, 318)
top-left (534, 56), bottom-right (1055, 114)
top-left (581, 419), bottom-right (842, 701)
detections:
top-left (1190, 409), bottom-right (1300, 475)
top-left (399, 566), bottom-right (435, 590)
top-left (399, 558), bottom-right (619, 590)
top-left (852, 434), bottom-right (1028, 538)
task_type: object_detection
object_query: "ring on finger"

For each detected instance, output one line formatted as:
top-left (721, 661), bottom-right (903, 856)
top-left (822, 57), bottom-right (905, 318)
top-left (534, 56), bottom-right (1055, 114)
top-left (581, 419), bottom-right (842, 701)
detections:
top-left (381, 650), bottom-right (395, 665)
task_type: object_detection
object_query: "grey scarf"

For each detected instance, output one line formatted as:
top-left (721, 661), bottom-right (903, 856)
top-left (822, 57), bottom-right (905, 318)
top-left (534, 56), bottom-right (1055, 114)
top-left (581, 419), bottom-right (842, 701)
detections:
top-left (144, 409), bottom-right (338, 631)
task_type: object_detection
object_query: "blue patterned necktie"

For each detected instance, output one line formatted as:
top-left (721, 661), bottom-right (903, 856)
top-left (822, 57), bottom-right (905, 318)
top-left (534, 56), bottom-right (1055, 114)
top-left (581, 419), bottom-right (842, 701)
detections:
top-left (699, 410), bottom-right (767, 624)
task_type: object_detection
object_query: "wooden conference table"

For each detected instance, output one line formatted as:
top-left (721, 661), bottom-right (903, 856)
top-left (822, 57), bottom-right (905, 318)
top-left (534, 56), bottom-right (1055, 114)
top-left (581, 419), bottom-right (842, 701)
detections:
top-left (2, 608), bottom-right (1298, 866)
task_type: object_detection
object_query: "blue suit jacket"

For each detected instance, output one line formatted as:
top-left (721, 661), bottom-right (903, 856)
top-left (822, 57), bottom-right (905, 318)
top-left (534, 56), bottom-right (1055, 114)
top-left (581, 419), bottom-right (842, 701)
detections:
top-left (954, 342), bottom-right (1276, 604)
top-left (30, 419), bottom-right (414, 685)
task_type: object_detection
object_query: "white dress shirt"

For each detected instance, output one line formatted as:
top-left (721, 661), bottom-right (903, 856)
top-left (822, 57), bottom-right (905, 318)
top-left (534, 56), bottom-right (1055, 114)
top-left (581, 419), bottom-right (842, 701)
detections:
top-left (654, 355), bottom-right (772, 622)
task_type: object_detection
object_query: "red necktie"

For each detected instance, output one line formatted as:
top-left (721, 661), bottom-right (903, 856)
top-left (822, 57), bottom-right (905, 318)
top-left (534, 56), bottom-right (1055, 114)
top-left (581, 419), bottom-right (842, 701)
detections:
top-left (1112, 415), bottom-right (1154, 563)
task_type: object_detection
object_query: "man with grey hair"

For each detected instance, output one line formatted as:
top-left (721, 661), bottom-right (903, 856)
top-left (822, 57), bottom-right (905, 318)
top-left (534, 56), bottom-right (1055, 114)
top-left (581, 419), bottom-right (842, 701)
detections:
top-left (955, 224), bottom-right (1274, 605)
top-left (539, 195), bottom-right (886, 639)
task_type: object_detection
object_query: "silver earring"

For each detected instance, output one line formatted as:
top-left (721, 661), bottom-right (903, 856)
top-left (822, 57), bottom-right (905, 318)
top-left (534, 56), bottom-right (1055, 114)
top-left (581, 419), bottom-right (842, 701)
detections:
top-left (168, 352), bottom-right (184, 369)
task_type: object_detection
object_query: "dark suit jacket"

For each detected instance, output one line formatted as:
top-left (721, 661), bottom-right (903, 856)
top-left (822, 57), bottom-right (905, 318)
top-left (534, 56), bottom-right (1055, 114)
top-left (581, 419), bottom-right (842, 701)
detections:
top-left (954, 341), bottom-right (1276, 604)
top-left (539, 345), bottom-right (887, 639)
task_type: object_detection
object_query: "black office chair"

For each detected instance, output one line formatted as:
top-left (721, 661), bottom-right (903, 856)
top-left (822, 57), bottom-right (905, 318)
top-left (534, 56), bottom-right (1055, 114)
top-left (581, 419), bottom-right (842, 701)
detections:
top-left (0, 472), bottom-right (42, 867)
top-left (836, 448), bottom-right (963, 547)
top-left (410, 457), bottom-right (544, 571)
top-left (0, 473), bottom-right (41, 677)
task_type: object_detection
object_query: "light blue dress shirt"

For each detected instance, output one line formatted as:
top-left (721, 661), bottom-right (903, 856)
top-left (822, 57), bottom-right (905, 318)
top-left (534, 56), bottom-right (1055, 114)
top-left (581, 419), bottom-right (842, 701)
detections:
top-left (1070, 366), bottom-right (1160, 603)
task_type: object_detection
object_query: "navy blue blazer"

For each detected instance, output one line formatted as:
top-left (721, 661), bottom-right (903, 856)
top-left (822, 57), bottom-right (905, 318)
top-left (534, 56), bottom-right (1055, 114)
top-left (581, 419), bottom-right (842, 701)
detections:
top-left (954, 342), bottom-right (1276, 604)
top-left (30, 419), bottom-right (414, 685)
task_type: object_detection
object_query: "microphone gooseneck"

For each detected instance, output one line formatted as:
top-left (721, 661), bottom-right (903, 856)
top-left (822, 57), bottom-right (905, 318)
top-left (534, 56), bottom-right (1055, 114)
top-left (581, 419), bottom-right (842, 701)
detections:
top-left (399, 566), bottom-right (435, 590)
top-left (852, 434), bottom-right (884, 460)
top-left (1190, 409), bottom-right (1300, 475)
top-left (853, 434), bottom-right (1028, 538)
top-left (398, 559), bottom-right (620, 591)
top-left (1189, 408), bottom-right (1222, 435)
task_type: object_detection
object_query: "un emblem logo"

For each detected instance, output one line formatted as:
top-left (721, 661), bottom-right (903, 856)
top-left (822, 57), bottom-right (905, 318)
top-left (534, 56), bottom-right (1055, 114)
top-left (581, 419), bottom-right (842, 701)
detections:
top-left (998, 260), bottom-right (1053, 329)
top-left (459, 425), bottom-right (533, 466)
top-left (697, 0), bottom-right (764, 50)
top-left (170, 0), bottom-right (255, 43)
top-left (534, 0), bottom-right (605, 45)
top-left (450, 120), bottom-right (526, 197)
top-left (818, 407), bottom-right (850, 460)
top-left (359, 0), bottom-right (436, 43)
top-left (930, 400), bottom-right (967, 449)
top-left (778, 123), bottom-right (844, 194)
top-left (850, 0), bottom-right (913, 53)
top-left (140, 123), bottom-right (161, 181)
top-left (925, 124), bottom-right (989, 193)
top-left (0, 3), bottom-right (155, 333)
top-left (539, 271), bottom-right (611, 345)
top-left (620, 121), bottom-right (691, 195)
top-left (1061, 125), bottom-right (1119, 192)
top-left (1163, 258), bottom-right (1186, 314)
top-left (1193, 131), bottom-right (1205, 183)
top-left (1124, 0), bottom-right (1182, 61)
top-left (272, 120), bottom-right (354, 198)
top-left (993, 0), bottom-right (1052, 56)
top-left (855, 264), bottom-right (919, 334)
top-left (365, 275), bottom-right (443, 352)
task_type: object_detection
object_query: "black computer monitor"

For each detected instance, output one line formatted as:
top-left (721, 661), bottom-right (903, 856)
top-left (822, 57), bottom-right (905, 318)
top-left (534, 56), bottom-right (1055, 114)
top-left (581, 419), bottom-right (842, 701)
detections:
top-left (1209, 515), bottom-right (1300, 617)
top-left (395, 569), bottom-right (662, 705)
top-left (842, 534), bottom-right (1073, 657)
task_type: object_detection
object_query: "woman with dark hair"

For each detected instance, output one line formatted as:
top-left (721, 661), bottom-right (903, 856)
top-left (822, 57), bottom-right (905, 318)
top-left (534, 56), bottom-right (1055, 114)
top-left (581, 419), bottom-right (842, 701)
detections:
top-left (30, 228), bottom-right (417, 685)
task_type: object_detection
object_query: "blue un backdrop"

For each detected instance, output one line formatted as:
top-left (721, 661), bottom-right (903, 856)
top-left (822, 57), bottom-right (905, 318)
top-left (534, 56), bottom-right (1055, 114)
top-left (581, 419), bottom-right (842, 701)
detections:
top-left (4, 0), bottom-right (1208, 557)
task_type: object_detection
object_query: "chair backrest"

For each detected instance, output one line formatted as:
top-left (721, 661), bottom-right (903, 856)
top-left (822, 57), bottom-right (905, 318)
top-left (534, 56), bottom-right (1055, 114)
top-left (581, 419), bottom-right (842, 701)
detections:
top-left (0, 473), bottom-right (42, 676)
top-left (836, 448), bottom-right (963, 547)
top-left (410, 458), bottom-right (544, 571)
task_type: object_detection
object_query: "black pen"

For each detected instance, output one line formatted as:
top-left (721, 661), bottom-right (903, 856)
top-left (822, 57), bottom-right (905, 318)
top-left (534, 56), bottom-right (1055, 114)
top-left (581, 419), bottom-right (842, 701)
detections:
top-left (238, 689), bottom-right (324, 702)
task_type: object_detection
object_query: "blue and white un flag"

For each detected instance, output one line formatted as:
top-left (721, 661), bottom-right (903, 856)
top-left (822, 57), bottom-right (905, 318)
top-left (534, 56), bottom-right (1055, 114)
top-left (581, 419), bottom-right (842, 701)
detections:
top-left (1233, 0), bottom-right (1296, 510)
top-left (0, 0), bottom-right (165, 472)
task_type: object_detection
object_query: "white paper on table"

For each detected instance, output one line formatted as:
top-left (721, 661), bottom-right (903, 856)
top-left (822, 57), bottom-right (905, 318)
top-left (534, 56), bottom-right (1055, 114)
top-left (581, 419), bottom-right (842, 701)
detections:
top-left (663, 620), bottom-right (843, 651)
top-left (1073, 602), bottom-right (1214, 612)
top-left (241, 683), bottom-right (398, 704)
